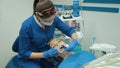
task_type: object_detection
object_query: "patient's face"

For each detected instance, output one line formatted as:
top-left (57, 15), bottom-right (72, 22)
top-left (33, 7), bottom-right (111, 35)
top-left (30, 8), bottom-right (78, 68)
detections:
top-left (49, 39), bottom-right (66, 48)
top-left (49, 39), bottom-right (66, 53)
top-left (49, 39), bottom-right (71, 58)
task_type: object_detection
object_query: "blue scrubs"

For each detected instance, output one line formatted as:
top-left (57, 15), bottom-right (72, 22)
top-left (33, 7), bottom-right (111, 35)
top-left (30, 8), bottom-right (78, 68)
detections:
top-left (6, 15), bottom-right (75, 68)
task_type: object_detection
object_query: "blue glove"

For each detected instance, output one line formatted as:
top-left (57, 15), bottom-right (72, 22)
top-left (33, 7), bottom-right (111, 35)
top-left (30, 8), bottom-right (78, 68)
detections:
top-left (43, 48), bottom-right (58, 59)
top-left (65, 39), bottom-right (78, 52)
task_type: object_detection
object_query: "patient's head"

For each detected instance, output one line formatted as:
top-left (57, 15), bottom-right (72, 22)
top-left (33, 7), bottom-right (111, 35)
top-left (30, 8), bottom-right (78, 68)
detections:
top-left (49, 39), bottom-right (66, 53)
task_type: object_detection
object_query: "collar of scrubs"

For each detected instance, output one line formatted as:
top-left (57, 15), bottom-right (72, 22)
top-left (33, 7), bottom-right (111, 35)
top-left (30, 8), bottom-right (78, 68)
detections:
top-left (33, 15), bottom-right (42, 28)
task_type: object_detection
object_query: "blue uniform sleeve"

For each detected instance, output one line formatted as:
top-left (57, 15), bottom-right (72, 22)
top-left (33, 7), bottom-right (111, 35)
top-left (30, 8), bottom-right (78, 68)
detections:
top-left (54, 16), bottom-right (76, 37)
top-left (18, 24), bottom-right (32, 60)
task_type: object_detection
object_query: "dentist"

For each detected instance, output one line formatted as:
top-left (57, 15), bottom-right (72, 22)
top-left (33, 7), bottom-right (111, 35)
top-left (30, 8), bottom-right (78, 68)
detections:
top-left (6, 0), bottom-right (78, 68)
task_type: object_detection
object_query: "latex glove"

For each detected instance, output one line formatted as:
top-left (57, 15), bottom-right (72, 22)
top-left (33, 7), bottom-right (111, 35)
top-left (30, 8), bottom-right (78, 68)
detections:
top-left (43, 48), bottom-right (58, 59)
top-left (65, 39), bottom-right (78, 52)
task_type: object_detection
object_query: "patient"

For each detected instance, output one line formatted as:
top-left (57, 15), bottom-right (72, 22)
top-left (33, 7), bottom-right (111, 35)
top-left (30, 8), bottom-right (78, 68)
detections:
top-left (50, 39), bottom-right (96, 68)
top-left (49, 39), bottom-right (71, 58)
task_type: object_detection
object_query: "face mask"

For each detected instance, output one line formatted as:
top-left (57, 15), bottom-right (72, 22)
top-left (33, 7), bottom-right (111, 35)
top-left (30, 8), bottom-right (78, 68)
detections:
top-left (41, 20), bottom-right (53, 26)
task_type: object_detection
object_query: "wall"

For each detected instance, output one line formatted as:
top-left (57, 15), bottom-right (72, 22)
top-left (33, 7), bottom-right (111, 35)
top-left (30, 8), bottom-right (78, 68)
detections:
top-left (81, 2), bottom-right (120, 52)
top-left (0, 0), bottom-right (33, 67)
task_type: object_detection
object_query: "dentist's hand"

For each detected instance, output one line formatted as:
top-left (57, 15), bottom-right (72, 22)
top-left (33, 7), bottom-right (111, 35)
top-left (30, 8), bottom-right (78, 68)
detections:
top-left (43, 48), bottom-right (58, 59)
top-left (65, 39), bottom-right (78, 52)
